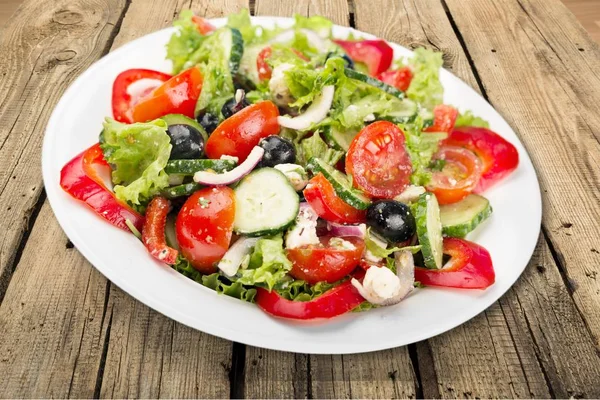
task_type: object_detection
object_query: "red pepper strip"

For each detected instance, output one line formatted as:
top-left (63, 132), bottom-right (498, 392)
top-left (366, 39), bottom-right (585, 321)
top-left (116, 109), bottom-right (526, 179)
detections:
top-left (334, 39), bottom-right (394, 76)
top-left (60, 144), bottom-right (145, 233)
top-left (142, 197), bottom-right (178, 265)
top-left (112, 69), bottom-right (172, 123)
top-left (256, 277), bottom-right (365, 320)
top-left (192, 15), bottom-right (216, 35)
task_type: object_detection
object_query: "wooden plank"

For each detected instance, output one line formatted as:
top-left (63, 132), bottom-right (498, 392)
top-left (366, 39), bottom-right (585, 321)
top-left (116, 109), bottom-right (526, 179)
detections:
top-left (0, 203), bottom-right (110, 398)
top-left (0, 0), bottom-right (23, 28)
top-left (255, 0), bottom-right (349, 26)
top-left (445, 0), bottom-right (600, 354)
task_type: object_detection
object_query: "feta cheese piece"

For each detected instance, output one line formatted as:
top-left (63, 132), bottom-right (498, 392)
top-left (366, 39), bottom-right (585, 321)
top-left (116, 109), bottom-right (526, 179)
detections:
top-left (220, 155), bottom-right (239, 163)
top-left (269, 63), bottom-right (295, 108)
top-left (274, 163), bottom-right (308, 191)
top-left (363, 113), bottom-right (376, 122)
top-left (394, 185), bottom-right (426, 204)
top-left (285, 207), bottom-right (320, 249)
top-left (329, 237), bottom-right (356, 250)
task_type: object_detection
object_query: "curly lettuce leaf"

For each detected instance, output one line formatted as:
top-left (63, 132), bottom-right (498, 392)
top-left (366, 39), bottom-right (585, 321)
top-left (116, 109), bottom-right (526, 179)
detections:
top-left (167, 10), bottom-right (207, 74)
top-left (276, 279), bottom-right (335, 301)
top-left (455, 110), bottom-right (489, 128)
top-left (284, 57), bottom-right (347, 109)
top-left (293, 14), bottom-right (333, 38)
top-left (101, 118), bottom-right (171, 205)
top-left (406, 48), bottom-right (444, 110)
top-left (227, 8), bottom-right (279, 46)
top-left (195, 55), bottom-right (235, 118)
top-left (235, 235), bottom-right (292, 290)
top-left (400, 117), bottom-right (447, 186)
top-left (298, 131), bottom-right (344, 167)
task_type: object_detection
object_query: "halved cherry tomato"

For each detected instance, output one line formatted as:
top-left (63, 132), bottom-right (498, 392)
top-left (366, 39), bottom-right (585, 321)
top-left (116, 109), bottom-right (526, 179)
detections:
top-left (377, 67), bottom-right (413, 91)
top-left (112, 69), bottom-right (172, 123)
top-left (205, 101), bottom-right (280, 161)
top-left (424, 104), bottom-right (459, 133)
top-left (426, 145), bottom-right (483, 204)
top-left (443, 126), bottom-right (519, 193)
top-left (256, 46), bottom-right (309, 81)
top-left (192, 15), bottom-right (216, 35)
top-left (415, 237), bottom-right (495, 289)
top-left (346, 121), bottom-right (412, 198)
top-left (287, 236), bottom-right (365, 284)
top-left (334, 39), bottom-right (393, 76)
top-left (303, 173), bottom-right (366, 224)
top-left (142, 197), bottom-right (178, 265)
top-left (130, 67), bottom-right (203, 123)
top-left (60, 144), bottom-right (144, 232)
top-left (175, 187), bottom-right (235, 273)
top-left (256, 277), bottom-right (365, 320)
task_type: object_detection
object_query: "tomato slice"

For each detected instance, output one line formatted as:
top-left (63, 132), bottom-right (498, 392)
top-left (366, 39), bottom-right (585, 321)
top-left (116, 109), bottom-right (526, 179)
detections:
top-left (303, 173), bottom-right (366, 224)
top-left (443, 126), bottom-right (519, 193)
top-left (256, 46), bottom-right (309, 81)
top-left (346, 121), bottom-right (412, 198)
top-left (130, 67), bottom-right (203, 123)
top-left (142, 197), bottom-right (178, 265)
top-left (205, 101), bottom-right (280, 161)
top-left (377, 67), bottom-right (413, 91)
top-left (424, 104), bottom-right (459, 133)
top-left (112, 69), bottom-right (172, 123)
top-left (255, 279), bottom-right (365, 320)
top-left (426, 145), bottom-right (483, 204)
top-left (287, 236), bottom-right (365, 284)
top-left (192, 15), bottom-right (216, 35)
top-left (175, 187), bottom-right (235, 273)
top-left (334, 39), bottom-right (393, 76)
top-left (415, 237), bottom-right (495, 289)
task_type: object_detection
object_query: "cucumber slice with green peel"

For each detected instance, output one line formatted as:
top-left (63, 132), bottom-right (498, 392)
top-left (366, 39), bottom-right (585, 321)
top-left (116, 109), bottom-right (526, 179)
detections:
top-left (440, 194), bottom-right (492, 238)
top-left (322, 125), bottom-right (358, 151)
top-left (161, 114), bottom-right (208, 142)
top-left (162, 182), bottom-right (202, 199)
top-left (307, 157), bottom-right (371, 210)
top-left (165, 214), bottom-right (179, 250)
top-left (218, 27), bottom-right (244, 74)
top-left (412, 193), bottom-right (444, 269)
top-left (238, 45), bottom-right (264, 86)
top-left (233, 168), bottom-right (300, 236)
top-left (345, 68), bottom-right (405, 99)
top-left (164, 159), bottom-right (237, 175)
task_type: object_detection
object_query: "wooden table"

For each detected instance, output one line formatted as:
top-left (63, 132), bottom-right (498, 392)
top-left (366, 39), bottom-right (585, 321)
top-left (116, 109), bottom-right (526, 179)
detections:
top-left (1, 0), bottom-right (599, 398)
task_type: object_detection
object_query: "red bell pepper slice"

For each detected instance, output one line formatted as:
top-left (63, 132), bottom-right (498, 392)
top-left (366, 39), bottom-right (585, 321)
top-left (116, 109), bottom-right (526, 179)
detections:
top-left (415, 237), bottom-right (495, 289)
top-left (112, 69), bottom-right (172, 123)
top-left (377, 67), bottom-right (413, 92)
top-left (334, 39), bottom-right (394, 76)
top-left (256, 278), bottom-right (365, 320)
top-left (192, 15), bottom-right (216, 35)
top-left (443, 126), bottom-right (519, 193)
top-left (60, 144), bottom-right (145, 233)
top-left (142, 197), bottom-right (178, 265)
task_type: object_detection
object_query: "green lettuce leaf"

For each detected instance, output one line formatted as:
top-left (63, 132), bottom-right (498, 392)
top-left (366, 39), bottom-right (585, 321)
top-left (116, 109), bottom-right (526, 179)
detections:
top-left (195, 55), bottom-right (235, 118)
top-left (235, 235), bottom-right (292, 290)
top-left (400, 117), bottom-right (447, 186)
top-left (101, 118), bottom-right (171, 205)
top-left (167, 10), bottom-right (207, 74)
top-left (406, 48), bottom-right (444, 109)
top-left (284, 57), bottom-right (347, 109)
top-left (365, 228), bottom-right (421, 259)
top-left (227, 8), bottom-right (279, 46)
top-left (455, 110), bottom-right (489, 128)
top-left (293, 14), bottom-right (333, 38)
top-left (276, 279), bottom-right (335, 301)
top-left (299, 131), bottom-right (344, 167)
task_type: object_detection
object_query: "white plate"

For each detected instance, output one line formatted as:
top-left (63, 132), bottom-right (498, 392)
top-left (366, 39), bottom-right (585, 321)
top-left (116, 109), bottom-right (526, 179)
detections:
top-left (42, 17), bottom-right (541, 354)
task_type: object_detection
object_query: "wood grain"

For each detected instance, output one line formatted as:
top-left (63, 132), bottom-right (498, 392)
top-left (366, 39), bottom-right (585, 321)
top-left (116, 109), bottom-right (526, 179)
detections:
top-left (445, 0), bottom-right (600, 350)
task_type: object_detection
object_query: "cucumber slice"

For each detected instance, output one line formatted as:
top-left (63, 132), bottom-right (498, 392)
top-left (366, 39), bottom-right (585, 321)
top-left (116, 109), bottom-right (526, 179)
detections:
top-left (440, 194), bottom-right (492, 238)
top-left (233, 168), bottom-right (300, 236)
top-left (161, 114), bottom-right (208, 143)
top-left (345, 68), bottom-right (405, 99)
top-left (165, 214), bottom-right (179, 251)
top-left (219, 27), bottom-right (244, 74)
top-left (238, 45), bottom-right (264, 86)
top-left (322, 125), bottom-right (358, 151)
top-left (412, 193), bottom-right (443, 269)
top-left (164, 159), bottom-right (237, 175)
top-left (307, 157), bottom-right (371, 210)
top-left (383, 99), bottom-right (418, 123)
top-left (162, 182), bottom-right (202, 199)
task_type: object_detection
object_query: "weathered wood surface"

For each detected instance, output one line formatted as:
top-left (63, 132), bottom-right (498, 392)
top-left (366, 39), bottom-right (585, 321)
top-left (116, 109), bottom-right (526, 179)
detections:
top-left (0, 0), bottom-right (599, 398)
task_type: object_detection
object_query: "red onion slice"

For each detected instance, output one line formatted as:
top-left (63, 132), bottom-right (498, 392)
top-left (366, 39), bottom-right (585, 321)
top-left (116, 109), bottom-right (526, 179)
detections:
top-left (193, 146), bottom-right (264, 186)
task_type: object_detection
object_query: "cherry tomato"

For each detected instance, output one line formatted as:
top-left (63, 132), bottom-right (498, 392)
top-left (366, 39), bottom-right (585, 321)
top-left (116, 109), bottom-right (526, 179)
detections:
top-left (424, 104), bottom-right (459, 133)
top-left (303, 173), bottom-right (366, 224)
top-left (426, 145), bottom-right (483, 204)
top-left (255, 278), bottom-right (365, 320)
top-left (334, 39), bottom-right (393, 76)
top-left (415, 237), bottom-right (495, 289)
top-left (346, 121), bottom-right (412, 198)
top-left (112, 69), bottom-right (172, 123)
top-left (256, 46), bottom-right (309, 81)
top-left (142, 197), bottom-right (178, 265)
top-left (205, 101), bottom-right (280, 161)
top-left (377, 67), bottom-right (413, 91)
top-left (175, 187), bottom-right (235, 273)
top-left (191, 15), bottom-right (216, 35)
top-left (443, 126), bottom-right (519, 193)
top-left (131, 67), bottom-right (203, 123)
top-left (287, 236), bottom-right (365, 284)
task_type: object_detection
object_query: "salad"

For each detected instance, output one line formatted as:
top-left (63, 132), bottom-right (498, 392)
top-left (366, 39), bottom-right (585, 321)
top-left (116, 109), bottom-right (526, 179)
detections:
top-left (59, 10), bottom-right (519, 320)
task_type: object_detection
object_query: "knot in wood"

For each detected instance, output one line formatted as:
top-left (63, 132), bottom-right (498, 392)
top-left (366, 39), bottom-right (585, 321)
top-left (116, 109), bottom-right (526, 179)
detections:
top-left (55, 50), bottom-right (77, 62)
top-left (53, 10), bottom-right (83, 25)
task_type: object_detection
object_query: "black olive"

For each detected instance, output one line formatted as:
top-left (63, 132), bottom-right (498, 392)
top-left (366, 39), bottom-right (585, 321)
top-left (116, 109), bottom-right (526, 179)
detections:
top-left (221, 90), bottom-right (250, 119)
top-left (197, 112), bottom-right (219, 135)
top-left (258, 136), bottom-right (296, 167)
top-left (325, 52), bottom-right (355, 69)
top-left (366, 200), bottom-right (416, 243)
top-left (166, 124), bottom-right (204, 160)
